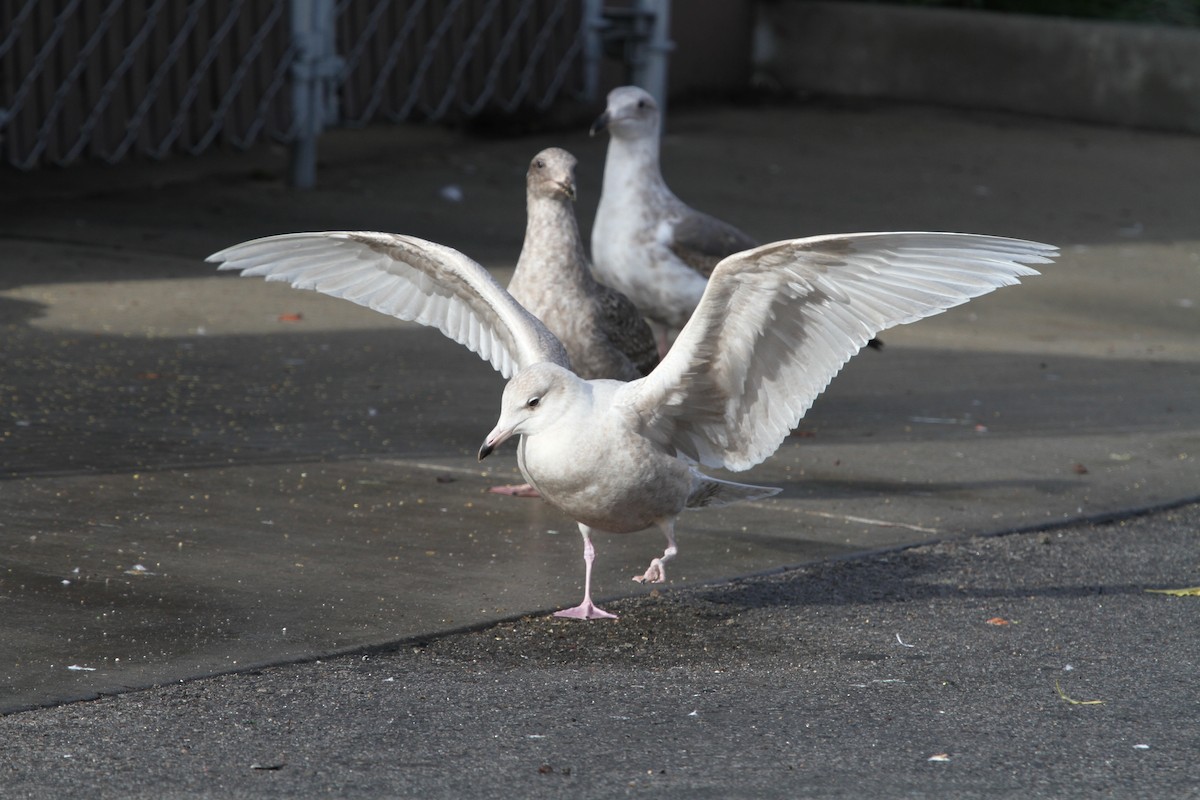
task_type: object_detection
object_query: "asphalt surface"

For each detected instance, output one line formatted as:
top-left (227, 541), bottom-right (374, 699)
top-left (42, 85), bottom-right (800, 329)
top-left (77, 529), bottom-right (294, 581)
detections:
top-left (1, 503), bottom-right (1197, 798)
top-left (1, 97), bottom-right (1199, 796)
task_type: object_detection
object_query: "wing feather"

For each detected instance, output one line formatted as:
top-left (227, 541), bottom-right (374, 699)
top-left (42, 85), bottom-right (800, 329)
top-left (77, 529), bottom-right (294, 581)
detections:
top-left (668, 209), bottom-right (760, 278)
top-left (621, 232), bottom-right (1056, 471)
top-left (207, 231), bottom-right (569, 378)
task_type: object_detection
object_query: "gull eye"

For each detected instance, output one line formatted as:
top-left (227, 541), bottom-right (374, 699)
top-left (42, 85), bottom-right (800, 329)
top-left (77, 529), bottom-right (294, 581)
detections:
top-left (526, 396), bottom-right (541, 408)
top-left (636, 100), bottom-right (646, 109)
top-left (534, 158), bottom-right (545, 169)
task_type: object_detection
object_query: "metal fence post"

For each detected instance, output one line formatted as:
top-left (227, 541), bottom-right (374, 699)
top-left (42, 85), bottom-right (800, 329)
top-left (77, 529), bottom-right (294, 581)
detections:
top-left (582, 0), bottom-right (606, 104)
top-left (633, 0), bottom-right (672, 114)
top-left (289, 0), bottom-right (342, 189)
top-left (583, 1), bottom-right (673, 113)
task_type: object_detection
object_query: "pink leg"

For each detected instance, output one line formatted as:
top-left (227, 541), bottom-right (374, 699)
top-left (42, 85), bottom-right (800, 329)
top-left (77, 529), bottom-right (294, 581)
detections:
top-left (487, 482), bottom-right (540, 498)
top-left (554, 525), bottom-right (617, 620)
top-left (633, 517), bottom-right (677, 584)
top-left (648, 320), bottom-right (673, 359)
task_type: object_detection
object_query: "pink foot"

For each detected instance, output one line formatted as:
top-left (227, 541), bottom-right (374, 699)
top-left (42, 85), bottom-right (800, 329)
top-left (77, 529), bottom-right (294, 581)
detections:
top-left (632, 557), bottom-right (666, 584)
top-left (487, 483), bottom-right (541, 498)
top-left (553, 600), bottom-right (617, 620)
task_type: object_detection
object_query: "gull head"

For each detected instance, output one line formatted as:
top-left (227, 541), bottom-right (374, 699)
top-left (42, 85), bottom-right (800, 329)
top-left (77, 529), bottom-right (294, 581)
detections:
top-left (478, 362), bottom-right (581, 460)
top-left (527, 147), bottom-right (577, 202)
top-left (590, 85), bottom-right (660, 141)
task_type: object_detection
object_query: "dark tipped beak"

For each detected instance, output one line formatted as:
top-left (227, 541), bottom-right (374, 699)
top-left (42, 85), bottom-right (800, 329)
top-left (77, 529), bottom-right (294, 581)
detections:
top-left (589, 111), bottom-right (610, 137)
top-left (558, 180), bottom-right (577, 202)
top-left (479, 423), bottom-right (514, 460)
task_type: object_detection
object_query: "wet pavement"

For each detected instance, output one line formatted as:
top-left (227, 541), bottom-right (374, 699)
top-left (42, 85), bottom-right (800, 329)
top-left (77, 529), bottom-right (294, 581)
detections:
top-left (1, 98), bottom-right (1198, 792)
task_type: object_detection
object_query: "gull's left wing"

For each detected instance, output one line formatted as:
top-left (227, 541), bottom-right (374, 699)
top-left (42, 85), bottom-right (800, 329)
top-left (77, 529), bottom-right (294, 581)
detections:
top-left (207, 231), bottom-right (570, 378)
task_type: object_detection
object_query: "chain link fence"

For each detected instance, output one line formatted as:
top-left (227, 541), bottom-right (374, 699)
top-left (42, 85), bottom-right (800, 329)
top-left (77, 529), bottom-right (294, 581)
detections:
top-left (336, 0), bottom-right (589, 125)
top-left (0, 0), bottom-right (622, 181)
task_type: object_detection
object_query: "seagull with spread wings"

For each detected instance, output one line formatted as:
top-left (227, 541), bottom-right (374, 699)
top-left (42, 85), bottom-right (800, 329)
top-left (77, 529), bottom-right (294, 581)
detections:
top-left (209, 230), bottom-right (1055, 619)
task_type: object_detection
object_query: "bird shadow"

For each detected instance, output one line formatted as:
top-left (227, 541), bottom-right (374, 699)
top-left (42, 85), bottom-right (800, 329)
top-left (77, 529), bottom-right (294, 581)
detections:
top-left (0, 296), bottom-right (47, 326)
top-left (692, 546), bottom-right (1149, 612)
top-left (771, 474), bottom-right (1081, 501)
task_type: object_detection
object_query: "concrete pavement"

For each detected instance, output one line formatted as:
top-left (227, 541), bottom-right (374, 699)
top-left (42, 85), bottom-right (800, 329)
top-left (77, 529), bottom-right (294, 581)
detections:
top-left (1, 501), bottom-right (1197, 798)
top-left (1, 97), bottom-right (1198, 792)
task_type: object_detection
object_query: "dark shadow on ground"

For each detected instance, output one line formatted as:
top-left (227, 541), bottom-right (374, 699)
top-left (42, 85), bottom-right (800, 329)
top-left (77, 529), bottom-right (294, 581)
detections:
top-left (2, 323), bottom-right (1194, 479)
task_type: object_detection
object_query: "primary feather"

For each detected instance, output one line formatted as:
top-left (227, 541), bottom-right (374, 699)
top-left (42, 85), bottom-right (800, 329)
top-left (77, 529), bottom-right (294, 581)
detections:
top-left (207, 231), bottom-right (568, 378)
top-left (625, 232), bottom-right (1057, 471)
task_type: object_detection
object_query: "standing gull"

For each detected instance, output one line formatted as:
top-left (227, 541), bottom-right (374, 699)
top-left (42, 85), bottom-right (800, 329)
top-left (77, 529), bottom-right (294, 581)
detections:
top-left (493, 147), bottom-right (659, 496)
top-left (508, 147), bottom-right (657, 382)
top-left (209, 230), bottom-right (1056, 619)
top-left (591, 85), bottom-right (759, 348)
top-left (590, 87), bottom-right (888, 354)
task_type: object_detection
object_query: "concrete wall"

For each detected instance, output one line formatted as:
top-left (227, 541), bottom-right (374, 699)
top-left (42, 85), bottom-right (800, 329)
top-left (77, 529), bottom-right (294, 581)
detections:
top-left (754, 1), bottom-right (1200, 133)
top-left (670, 0), bottom-right (757, 99)
top-left (593, 0), bottom-right (757, 101)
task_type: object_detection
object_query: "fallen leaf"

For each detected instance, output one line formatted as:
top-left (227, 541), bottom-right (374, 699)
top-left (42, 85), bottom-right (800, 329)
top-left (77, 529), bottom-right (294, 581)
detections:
top-left (1055, 680), bottom-right (1104, 706)
top-left (1072, 463), bottom-right (1089, 475)
top-left (927, 753), bottom-right (951, 762)
top-left (277, 312), bottom-right (303, 323)
top-left (1145, 586), bottom-right (1200, 597)
top-left (985, 617), bottom-right (1010, 626)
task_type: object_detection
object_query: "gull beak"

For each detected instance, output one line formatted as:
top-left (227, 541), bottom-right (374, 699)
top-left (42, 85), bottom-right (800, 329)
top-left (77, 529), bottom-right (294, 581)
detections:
top-left (589, 111), bottom-right (610, 137)
top-left (557, 180), bottom-right (577, 202)
top-left (478, 424), bottom-right (514, 461)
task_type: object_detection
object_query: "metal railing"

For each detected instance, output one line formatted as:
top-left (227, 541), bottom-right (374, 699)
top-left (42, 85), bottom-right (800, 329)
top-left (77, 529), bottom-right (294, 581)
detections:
top-left (0, 1), bottom-right (298, 169)
top-left (0, 0), bottom-right (672, 185)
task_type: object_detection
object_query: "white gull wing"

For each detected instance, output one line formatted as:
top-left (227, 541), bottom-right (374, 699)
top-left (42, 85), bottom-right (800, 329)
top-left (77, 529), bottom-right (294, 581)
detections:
top-left (619, 232), bottom-right (1058, 472)
top-left (207, 231), bottom-right (570, 378)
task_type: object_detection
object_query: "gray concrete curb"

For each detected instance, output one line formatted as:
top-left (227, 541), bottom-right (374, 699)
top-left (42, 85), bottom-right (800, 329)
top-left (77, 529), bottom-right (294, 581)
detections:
top-left (754, 1), bottom-right (1200, 134)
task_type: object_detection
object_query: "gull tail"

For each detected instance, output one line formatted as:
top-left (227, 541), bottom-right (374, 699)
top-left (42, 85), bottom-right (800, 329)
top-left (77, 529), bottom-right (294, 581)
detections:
top-left (686, 474), bottom-right (781, 510)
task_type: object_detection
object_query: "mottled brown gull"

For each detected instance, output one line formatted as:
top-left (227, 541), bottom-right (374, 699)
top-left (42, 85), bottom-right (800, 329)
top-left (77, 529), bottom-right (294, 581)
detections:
top-left (208, 230), bottom-right (1056, 619)
top-left (493, 146), bottom-right (658, 497)
top-left (508, 147), bottom-right (657, 382)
